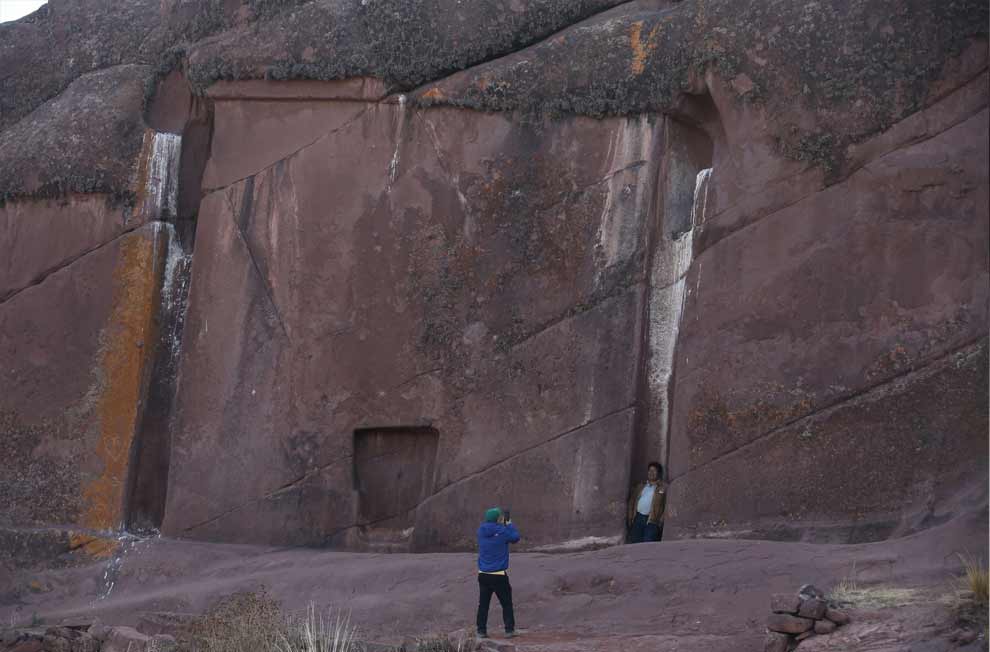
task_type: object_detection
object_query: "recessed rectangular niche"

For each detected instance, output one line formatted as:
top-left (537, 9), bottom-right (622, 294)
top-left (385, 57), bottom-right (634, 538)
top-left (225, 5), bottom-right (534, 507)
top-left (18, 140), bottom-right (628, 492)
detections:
top-left (353, 426), bottom-right (439, 528)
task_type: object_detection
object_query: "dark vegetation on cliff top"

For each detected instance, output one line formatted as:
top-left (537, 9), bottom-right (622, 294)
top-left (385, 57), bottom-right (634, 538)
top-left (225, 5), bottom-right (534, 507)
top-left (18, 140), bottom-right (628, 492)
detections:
top-left (0, 0), bottom-right (986, 203)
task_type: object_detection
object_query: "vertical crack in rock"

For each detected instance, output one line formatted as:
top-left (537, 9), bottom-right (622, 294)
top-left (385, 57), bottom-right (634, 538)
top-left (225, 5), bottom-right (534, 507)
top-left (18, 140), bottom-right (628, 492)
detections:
top-left (386, 95), bottom-right (410, 190)
top-left (224, 181), bottom-right (293, 345)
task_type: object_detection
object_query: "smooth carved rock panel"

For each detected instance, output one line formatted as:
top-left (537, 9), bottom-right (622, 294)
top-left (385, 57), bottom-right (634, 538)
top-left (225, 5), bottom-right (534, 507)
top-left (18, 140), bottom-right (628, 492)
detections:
top-left (164, 100), bottom-right (660, 548)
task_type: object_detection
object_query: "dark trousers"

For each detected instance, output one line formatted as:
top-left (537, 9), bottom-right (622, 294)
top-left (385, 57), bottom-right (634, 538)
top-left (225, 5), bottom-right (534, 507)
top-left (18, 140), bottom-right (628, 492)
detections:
top-left (628, 513), bottom-right (663, 543)
top-left (477, 572), bottom-right (515, 634)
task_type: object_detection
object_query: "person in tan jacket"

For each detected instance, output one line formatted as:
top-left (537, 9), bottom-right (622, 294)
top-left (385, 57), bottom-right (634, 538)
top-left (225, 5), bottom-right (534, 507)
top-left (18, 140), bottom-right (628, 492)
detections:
top-left (627, 461), bottom-right (666, 543)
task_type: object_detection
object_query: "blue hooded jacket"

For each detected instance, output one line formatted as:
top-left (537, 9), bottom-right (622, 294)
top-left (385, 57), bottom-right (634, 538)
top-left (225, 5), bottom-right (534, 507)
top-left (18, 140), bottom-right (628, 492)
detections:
top-left (477, 522), bottom-right (520, 572)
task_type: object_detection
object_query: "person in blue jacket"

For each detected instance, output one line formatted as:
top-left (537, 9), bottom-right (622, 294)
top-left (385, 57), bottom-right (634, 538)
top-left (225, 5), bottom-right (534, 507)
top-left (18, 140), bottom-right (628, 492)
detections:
top-left (476, 507), bottom-right (520, 639)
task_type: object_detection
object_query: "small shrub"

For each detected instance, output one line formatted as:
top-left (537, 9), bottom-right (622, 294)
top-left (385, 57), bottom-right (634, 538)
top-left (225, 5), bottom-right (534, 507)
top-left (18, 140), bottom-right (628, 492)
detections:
top-left (186, 588), bottom-right (288, 652)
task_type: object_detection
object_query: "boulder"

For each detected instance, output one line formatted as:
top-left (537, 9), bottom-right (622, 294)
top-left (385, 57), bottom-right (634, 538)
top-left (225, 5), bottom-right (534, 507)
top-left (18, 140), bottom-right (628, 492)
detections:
top-left (11, 642), bottom-right (43, 652)
top-left (767, 613), bottom-right (814, 634)
top-left (85, 623), bottom-right (109, 642)
top-left (824, 607), bottom-right (850, 625)
top-left (41, 627), bottom-right (98, 652)
top-left (764, 631), bottom-right (790, 652)
top-left (795, 630), bottom-right (816, 642)
top-left (814, 619), bottom-right (837, 635)
top-left (771, 593), bottom-right (801, 614)
top-left (102, 626), bottom-right (151, 652)
top-left (797, 596), bottom-right (827, 620)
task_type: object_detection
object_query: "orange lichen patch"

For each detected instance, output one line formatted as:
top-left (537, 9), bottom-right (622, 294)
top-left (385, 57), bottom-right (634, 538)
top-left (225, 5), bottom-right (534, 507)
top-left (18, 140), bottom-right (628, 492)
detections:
top-left (131, 129), bottom-right (156, 200)
top-left (68, 532), bottom-right (121, 559)
top-left (629, 20), bottom-right (661, 76)
top-left (79, 227), bottom-right (165, 533)
top-left (422, 87), bottom-right (445, 101)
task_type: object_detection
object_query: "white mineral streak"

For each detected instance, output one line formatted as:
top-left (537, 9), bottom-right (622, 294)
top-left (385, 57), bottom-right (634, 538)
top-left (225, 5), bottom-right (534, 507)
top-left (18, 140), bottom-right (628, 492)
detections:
top-left (649, 167), bottom-right (712, 462)
top-left (144, 132), bottom-right (182, 220)
top-left (387, 96), bottom-right (407, 188)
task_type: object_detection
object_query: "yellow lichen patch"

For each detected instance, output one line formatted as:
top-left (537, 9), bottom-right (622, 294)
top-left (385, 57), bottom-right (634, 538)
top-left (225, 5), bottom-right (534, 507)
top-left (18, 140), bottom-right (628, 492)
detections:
top-left (79, 228), bottom-right (165, 534)
top-left (629, 21), bottom-right (661, 76)
top-left (69, 532), bottom-right (121, 559)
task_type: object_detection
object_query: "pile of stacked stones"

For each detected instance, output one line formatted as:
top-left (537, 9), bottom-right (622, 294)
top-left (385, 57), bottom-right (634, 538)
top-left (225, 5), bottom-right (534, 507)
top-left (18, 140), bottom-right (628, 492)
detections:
top-left (764, 584), bottom-right (851, 651)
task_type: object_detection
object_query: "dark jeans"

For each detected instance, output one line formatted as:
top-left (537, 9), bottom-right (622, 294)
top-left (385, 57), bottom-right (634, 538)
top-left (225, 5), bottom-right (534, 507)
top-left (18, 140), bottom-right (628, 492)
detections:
top-left (477, 572), bottom-right (515, 634)
top-left (628, 513), bottom-right (663, 543)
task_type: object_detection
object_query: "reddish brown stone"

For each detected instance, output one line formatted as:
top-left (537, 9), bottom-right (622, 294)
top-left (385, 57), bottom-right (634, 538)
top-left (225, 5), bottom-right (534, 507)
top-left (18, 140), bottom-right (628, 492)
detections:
top-left (771, 593), bottom-right (801, 614)
top-left (795, 630), bottom-right (816, 642)
top-left (11, 642), bottom-right (43, 652)
top-left (798, 596), bottom-right (827, 620)
top-left (767, 614), bottom-right (814, 634)
top-left (824, 608), bottom-right (850, 625)
top-left (814, 619), bottom-right (837, 635)
top-left (764, 631), bottom-right (791, 652)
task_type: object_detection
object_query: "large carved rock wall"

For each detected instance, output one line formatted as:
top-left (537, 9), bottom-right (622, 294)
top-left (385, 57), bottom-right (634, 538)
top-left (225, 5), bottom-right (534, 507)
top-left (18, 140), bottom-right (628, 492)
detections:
top-left (0, 0), bottom-right (986, 559)
top-left (162, 84), bottom-right (664, 549)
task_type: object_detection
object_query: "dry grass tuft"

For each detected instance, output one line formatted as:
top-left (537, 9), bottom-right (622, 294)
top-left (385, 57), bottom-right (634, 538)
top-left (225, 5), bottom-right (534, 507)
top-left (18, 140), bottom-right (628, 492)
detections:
top-left (277, 603), bottom-right (357, 652)
top-left (831, 566), bottom-right (923, 609)
top-left (958, 553), bottom-right (989, 607)
top-left (831, 584), bottom-right (923, 609)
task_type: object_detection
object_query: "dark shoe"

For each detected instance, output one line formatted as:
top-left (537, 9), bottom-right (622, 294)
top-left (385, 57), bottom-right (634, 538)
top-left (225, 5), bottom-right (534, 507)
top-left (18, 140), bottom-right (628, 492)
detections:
top-left (505, 631), bottom-right (516, 639)
top-left (477, 631), bottom-right (488, 639)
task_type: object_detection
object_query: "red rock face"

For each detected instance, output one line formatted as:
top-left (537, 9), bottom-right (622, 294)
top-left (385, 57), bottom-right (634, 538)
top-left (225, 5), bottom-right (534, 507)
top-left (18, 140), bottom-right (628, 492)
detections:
top-left (666, 78), bottom-right (990, 541)
top-left (0, 1), bottom-right (986, 557)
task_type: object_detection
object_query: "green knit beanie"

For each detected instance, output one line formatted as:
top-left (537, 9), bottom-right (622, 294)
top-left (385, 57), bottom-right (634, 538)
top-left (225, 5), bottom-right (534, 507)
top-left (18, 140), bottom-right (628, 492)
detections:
top-left (484, 507), bottom-right (502, 523)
